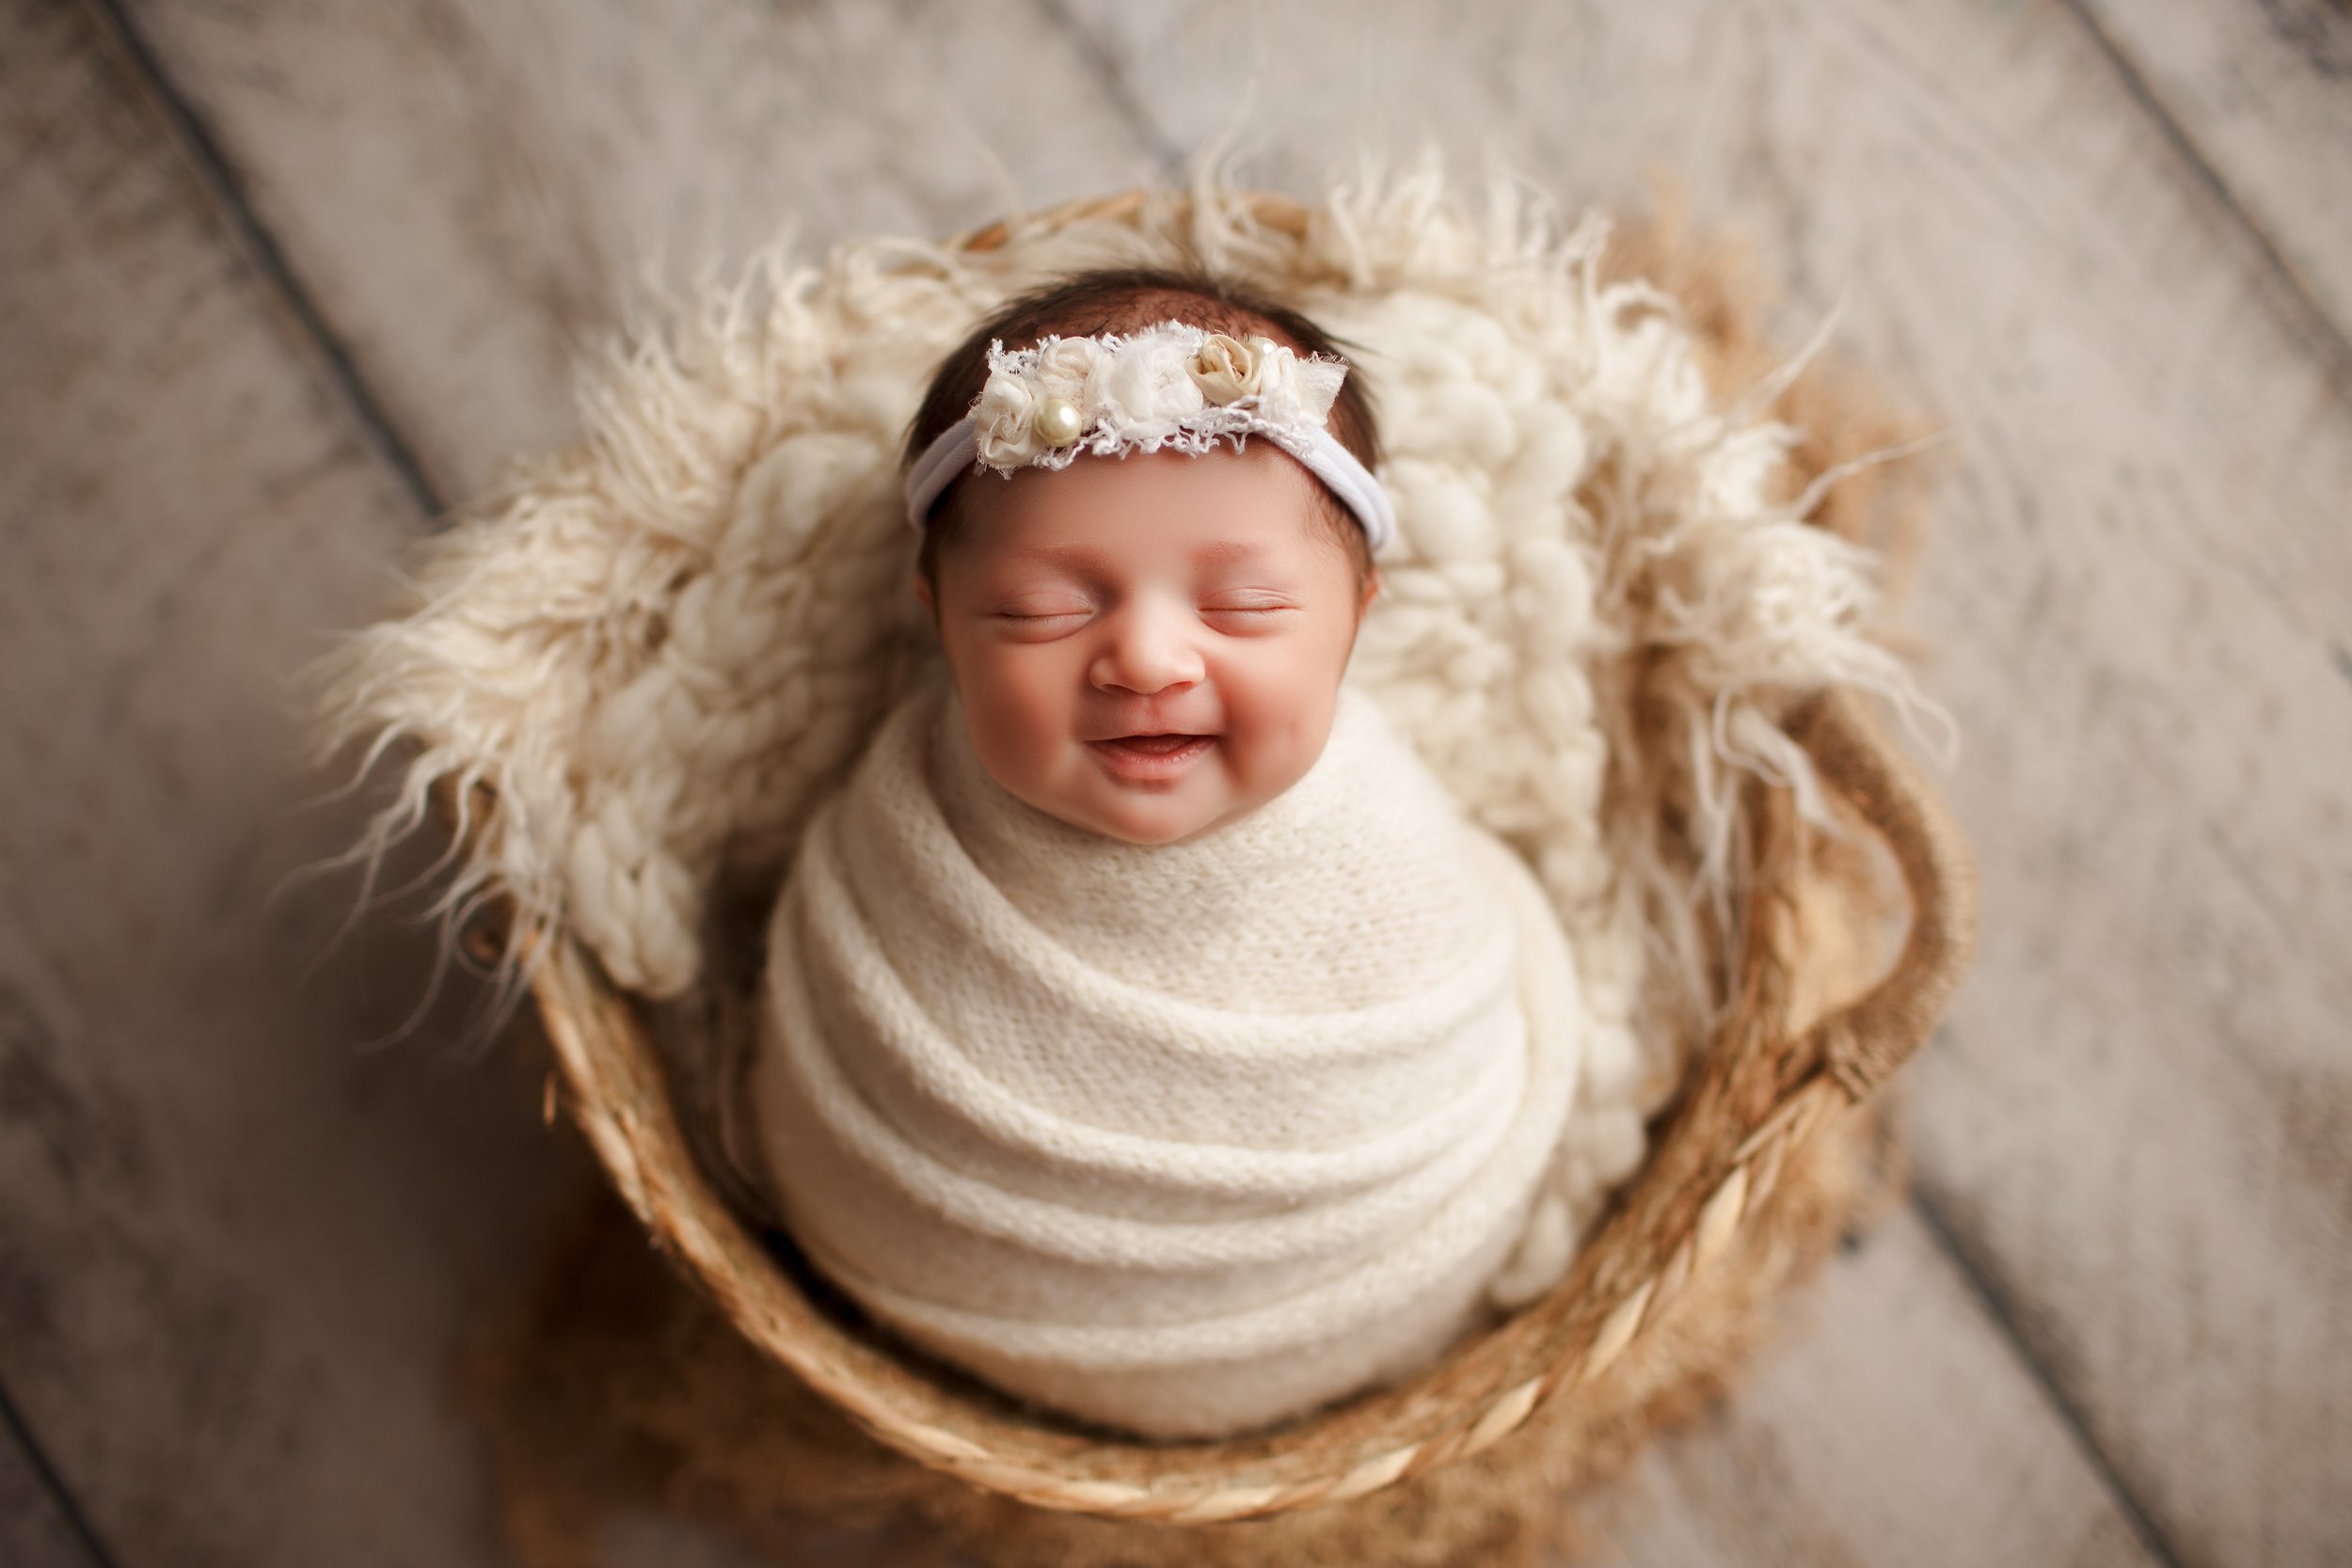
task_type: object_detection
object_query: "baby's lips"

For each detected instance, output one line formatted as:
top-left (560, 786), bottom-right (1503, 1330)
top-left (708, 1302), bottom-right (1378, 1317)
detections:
top-left (1097, 734), bottom-right (1212, 756)
top-left (1085, 703), bottom-right (1221, 743)
top-left (1084, 732), bottom-right (1217, 784)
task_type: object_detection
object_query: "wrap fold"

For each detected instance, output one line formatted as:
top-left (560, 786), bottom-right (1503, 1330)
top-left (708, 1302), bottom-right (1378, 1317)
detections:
top-left (752, 680), bottom-right (1582, 1436)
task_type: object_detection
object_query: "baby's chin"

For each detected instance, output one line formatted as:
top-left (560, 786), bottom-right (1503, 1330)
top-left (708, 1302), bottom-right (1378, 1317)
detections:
top-left (1036, 771), bottom-right (1258, 847)
top-left (979, 742), bottom-right (1301, 845)
top-left (1061, 793), bottom-right (1230, 847)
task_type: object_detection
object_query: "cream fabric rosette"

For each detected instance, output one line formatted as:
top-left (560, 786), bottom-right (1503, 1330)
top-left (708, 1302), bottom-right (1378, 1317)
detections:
top-left (908, 318), bottom-right (1395, 551)
top-left (972, 374), bottom-right (1042, 467)
top-left (1187, 331), bottom-right (1267, 402)
top-left (319, 174), bottom-right (1947, 1448)
top-left (967, 321), bottom-right (1347, 470)
top-left (1188, 331), bottom-right (1316, 422)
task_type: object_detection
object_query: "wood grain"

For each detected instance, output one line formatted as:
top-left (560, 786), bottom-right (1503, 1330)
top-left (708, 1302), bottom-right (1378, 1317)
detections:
top-left (449, 1180), bottom-right (2169, 1568)
top-left (13, 0), bottom-right (2344, 1561)
top-left (118, 0), bottom-right (1174, 505)
top-left (1046, 0), bottom-right (2352, 1561)
top-left (0, 1409), bottom-right (103, 1568)
top-left (1597, 1209), bottom-right (2155, 1568)
top-left (2070, 0), bottom-right (2352, 359)
top-left (0, 1), bottom-right (576, 1562)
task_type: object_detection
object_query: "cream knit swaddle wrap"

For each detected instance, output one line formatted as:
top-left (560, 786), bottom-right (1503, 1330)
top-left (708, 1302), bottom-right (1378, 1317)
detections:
top-left (751, 679), bottom-right (1581, 1438)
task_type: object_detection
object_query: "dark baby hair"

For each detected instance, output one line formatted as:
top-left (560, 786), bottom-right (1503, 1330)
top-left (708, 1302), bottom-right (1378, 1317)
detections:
top-left (903, 267), bottom-right (1384, 586)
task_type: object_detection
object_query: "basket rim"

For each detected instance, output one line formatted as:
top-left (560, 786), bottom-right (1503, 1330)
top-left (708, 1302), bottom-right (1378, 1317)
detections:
top-left (520, 190), bottom-right (1979, 1525)
top-left (531, 709), bottom-right (1972, 1525)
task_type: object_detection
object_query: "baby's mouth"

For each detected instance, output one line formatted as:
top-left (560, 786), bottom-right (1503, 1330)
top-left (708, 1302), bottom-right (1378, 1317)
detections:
top-left (1100, 734), bottom-right (1207, 756)
top-left (1087, 732), bottom-right (1216, 784)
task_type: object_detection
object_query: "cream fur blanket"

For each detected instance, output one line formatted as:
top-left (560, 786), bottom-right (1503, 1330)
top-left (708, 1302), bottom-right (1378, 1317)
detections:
top-left (316, 166), bottom-right (1941, 1371)
top-left (752, 678), bottom-right (1580, 1437)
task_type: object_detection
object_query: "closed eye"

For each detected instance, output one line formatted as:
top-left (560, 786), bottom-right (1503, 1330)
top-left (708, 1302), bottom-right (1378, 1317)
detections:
top-left (991, 594), bottom-right (1094, 617)
top-left (1200, 596), bottom-right (1300, 624)
top-left (989, 602), bottom-right (1095, 639)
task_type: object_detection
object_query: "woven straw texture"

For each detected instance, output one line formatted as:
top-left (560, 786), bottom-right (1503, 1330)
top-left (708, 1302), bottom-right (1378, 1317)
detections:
top-left (515, 682), bottom-right (1967, 1531)
top-left (326, 178), bottom-right (1976, 1560)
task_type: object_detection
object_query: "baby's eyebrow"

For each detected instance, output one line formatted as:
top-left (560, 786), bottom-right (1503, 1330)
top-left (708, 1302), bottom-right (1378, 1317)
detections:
top-left (988, 539), bottom-right (1274, 574)
top-left (990, 542), bottom-right (1104, 574)
top-left (1189, 539), bottom-right (1272, 568)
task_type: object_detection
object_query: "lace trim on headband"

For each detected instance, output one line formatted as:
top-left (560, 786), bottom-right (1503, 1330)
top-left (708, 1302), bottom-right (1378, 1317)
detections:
top-left (970, 322), bottom-right (1348, 467)
top-left (903, 320), bottom-right (1396, 553)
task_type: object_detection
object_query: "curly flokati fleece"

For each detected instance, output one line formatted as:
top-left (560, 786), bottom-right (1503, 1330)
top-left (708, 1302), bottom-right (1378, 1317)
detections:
top-left (317, 166), bottom-right (1932, 1246)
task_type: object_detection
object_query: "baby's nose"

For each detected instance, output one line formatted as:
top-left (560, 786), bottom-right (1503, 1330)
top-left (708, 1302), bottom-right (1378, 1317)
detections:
top-left (1090, 604), bottom-right (1205, 694)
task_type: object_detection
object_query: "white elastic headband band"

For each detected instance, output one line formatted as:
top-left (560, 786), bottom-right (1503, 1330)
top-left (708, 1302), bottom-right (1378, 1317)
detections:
top-left (901, 321), bottom-right (1396, 555)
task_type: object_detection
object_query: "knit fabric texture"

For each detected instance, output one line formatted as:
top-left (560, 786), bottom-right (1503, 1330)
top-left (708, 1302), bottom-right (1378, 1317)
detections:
top-left (750, 678), bottom-right (1581, 1437)
top-left (313, 166), bottom-right (1942, 1330)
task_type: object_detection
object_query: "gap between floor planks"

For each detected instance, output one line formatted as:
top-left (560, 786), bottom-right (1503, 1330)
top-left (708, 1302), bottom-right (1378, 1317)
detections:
top-left (30, 0), bottom-right (2205, 1551)
top-left (31, 0), bottom-right (2341, 1560)
top-left (0, 1381), bottom-right (113, 1568)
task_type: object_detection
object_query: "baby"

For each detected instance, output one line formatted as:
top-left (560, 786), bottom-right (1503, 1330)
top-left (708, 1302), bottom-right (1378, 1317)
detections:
top-left (749, 270), bottom-right (1582, 1438)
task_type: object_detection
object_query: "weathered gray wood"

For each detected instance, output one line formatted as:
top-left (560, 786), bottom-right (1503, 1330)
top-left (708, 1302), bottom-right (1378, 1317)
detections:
top-left (1047, 1), bottom-right (2352, 1562)
top-left (1594, 1210), bottom-right (2155, 1568)
top-left (46, 0), bottom-right (2352, 1562)
top-left (119, 0), bottom-right (1172, 505)
top-left (0, 1405), bottom-right (103, 1568)
top-left (402, 1192), bottom-right (2166, 1568)
top-left (0, 2), bottom-right (575, 1563)
top-left (1, 2), bottom-right (1156, 1563)
top-left (2071, 0), bottom-right (2352, 358)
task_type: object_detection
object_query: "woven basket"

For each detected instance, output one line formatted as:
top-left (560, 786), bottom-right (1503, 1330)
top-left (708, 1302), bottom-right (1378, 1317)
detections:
top-left (503, 189), bottom-right (1978, 1529)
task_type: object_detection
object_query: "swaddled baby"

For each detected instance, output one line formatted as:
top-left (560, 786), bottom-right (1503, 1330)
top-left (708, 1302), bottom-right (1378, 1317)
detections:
top-left (749, 270), bottom-right (1582, 1438)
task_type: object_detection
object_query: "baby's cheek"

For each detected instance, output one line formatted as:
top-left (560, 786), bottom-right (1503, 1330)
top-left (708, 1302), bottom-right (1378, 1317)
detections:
top-left (962, 647), bottom-right (1073, 783)
top-left (1224, 660), bottom-right (1340, 800)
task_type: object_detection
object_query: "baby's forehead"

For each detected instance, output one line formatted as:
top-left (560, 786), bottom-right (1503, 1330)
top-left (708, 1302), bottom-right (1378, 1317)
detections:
top-left (961, 448), bottom-right (1328, 562)
top-left (963, 527), bottom-right (1299, 573)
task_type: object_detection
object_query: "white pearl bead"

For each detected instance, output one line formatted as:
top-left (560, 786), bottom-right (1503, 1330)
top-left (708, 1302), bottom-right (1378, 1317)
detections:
top-left (1036, 397), bottom-right (1085, 447)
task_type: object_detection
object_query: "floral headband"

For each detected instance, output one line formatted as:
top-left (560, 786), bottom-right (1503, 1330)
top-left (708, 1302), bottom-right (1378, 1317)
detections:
top-left (902, 320), bottom-right (1396, 554)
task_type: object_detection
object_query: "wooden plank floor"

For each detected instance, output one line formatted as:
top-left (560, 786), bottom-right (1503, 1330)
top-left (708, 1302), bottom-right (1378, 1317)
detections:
top-left (5, 0), bottom-right (2346, 1562)
top-left (1, 1395), bottom-right (101, 1568)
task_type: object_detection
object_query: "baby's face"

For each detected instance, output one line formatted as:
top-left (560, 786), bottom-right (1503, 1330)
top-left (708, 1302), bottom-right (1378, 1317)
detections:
top-left (922, 443), bottom-right (1375, 845)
